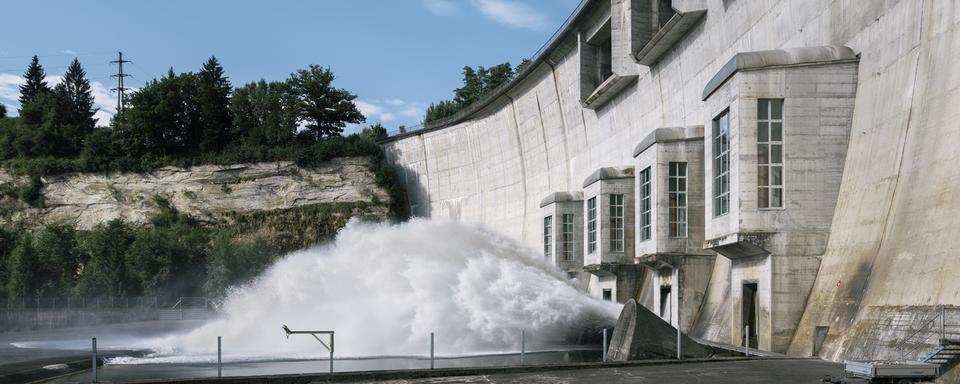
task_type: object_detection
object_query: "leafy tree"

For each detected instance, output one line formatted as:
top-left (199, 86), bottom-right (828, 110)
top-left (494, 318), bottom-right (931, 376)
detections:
top-left (288, 65), bottom-right (365, 139)
top-left (19, 56), bottom-right (49, 107)
top-left (5, 225), bottom-right (78, 298)
top-left (196, 56), bottom-right (232, 152)
top-left (203, 233), bottom-right (274, 299)
top-left (232, 80), bottom-right (298, 145)
top-left (125, 198), bottom-right (208, 298)
top-left (424, 100), bottom-right (460, 123)
top-left (0, 103), bottom-right (6, 118)
top-left (425, 61), bottom-right (519, 124)
top-left (74, 220), bottom-right (136, 298)
top-left (361, 123), bottom-right (387, 140)
top-left (116, 69), bottom-right (201, 157)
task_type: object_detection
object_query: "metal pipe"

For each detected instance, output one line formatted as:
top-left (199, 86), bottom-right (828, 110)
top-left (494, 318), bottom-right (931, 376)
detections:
top-left (602, 328), bottom-right (608, 363)
top-left (520, 330), bottom-right (526, 365)
top-left (92, 337), bottom-right (98, 383)
top-left (217, 336), bottom-right (222, 378)
top-left (942, 306), bottom-right (946, 346)
top-left (329, 333), bottom-right (334, 374)
top-left (677, 325), bottom-right (682, 359)
top-left (745, 326), bottom-right (750, 357)
top-left (430, 332), bottom-right (435, 370)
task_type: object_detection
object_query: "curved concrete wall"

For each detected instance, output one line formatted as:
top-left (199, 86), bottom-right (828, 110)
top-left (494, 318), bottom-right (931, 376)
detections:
top-left (383, 0), bottom-right (960, 364)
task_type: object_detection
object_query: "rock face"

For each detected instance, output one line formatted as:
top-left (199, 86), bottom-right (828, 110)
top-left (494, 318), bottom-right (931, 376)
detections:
top-left (0, 157), bottom-right (390, 229)
top-left (607, 299), bottom-right (713, 361)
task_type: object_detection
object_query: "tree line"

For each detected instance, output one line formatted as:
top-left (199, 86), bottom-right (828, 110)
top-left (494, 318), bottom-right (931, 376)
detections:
top-left (0, 55), bottom-right (378, 176)
top-left (0, 55), bottom-right (407, 302)
top-left (424, 60), bottom-right (528, 124)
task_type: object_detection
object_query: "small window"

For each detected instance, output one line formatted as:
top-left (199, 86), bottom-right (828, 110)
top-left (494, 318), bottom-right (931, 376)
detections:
top-left (639, 167), bottom-right (652, 241)
top-left (587, 197), bottom-right (597, 254)
top-left (561, 213), bottom-right (575, 261)
top-left (567, 271), bottom-right (578, 280)
top-left (655, 0), bottom-right (677, 29)
top-left (598, 35), bottom-right (612, 82)
top-left (668, 162), bottom-right (688, 238)
top-left (713, 110), bottom-right (730, 217)
top-left (543, 216), bottom-right (552, 259)
top-left (609, 194), bottom-right (625, 252)
top-left (758, 99), bottom-right (784, 208)
top-left (602, 289), bottom-right (613, 301)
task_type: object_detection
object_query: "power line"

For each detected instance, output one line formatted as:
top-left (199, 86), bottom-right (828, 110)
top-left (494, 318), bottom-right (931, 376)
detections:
top-left (110, 52), bottom-right (132, 113)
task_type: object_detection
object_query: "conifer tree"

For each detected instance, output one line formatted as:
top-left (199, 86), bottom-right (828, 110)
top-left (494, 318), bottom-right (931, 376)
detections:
top-left (55, 58), bottom-right (98, 131)
top-left (19, 55), bottom-right (50, 106)
top-left (0, 103), bottom-right (6, 118)
top-left (196, 56), bottom-right (232, 151)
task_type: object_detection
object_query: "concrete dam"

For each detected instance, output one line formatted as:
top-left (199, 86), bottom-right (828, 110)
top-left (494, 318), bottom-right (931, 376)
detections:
top-left (380, 0), bottom-right (960, 374)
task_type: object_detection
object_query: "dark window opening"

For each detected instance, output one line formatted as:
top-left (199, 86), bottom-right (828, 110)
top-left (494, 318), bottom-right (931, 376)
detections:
top-left (598, 36), bottom-right (613, 82)
top-left (660, 285), bottom-right (672, 323)
top-left (602, 289), bottom-right (613, 301)
top-left (655, 0), bottom-right (677, 29)
top-left (742, 282), bottom-right (759, 348)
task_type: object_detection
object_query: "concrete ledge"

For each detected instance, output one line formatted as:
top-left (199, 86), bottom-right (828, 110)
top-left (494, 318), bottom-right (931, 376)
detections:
top-left (701, 45), bottom-right (858, 101)
top-left (540, 191), bottom-right (585, 208)
top-left (632, 126), bottom-right (704, 157)
top-left (635, 9), bottom-right (707, 66)
top-left (124, 356), bottom-right (817, 384)
top-left (581, 74), bottom-right (639, 110)
top-left (582, 166), bottom-right (635, 188)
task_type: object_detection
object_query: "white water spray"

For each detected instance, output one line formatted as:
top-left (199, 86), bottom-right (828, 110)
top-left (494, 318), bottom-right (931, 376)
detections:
top-left (139, 219), bottom-right (620, 362)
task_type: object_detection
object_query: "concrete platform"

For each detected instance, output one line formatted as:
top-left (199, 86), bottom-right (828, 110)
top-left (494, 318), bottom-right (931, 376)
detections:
top-left (364, 359), bottom-right (859, 384)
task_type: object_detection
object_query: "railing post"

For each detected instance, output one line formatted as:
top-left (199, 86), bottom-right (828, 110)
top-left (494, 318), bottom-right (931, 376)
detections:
top-left (92, 337), bottom-right (98, 383)
top-left (745, 326), bottom-right (750, 357)
top-left (941, 306), bottom-right (946, 346)
top-left (329, 331), bottom-right (334, 374)
top-left (677, 325), bottom-right (682, 359)
top-left (217, 336), bottom-right (222, 378)
top-left (430, 332), bottom-right (435, 370)
top-left (602, 328), bottom-right (608, 363)
top-left (520, 329), bottom-right (526, 365)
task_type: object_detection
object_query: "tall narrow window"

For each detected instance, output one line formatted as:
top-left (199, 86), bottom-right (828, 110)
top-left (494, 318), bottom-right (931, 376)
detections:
top-left (758, 99), bottom-right (784, 208)
top-left (639, 167), bottom-right (652, 241)
top-left (543, 216), bottom-right (552, 259)
top-left (562, 214), bottom-right (575, 261)
top-left (609, 194), bottom-right (624, 252)
top-left (587, 197), bottom-right (597, 254)
top-left (713, 110), bottom-right (730, 216)
top-left (668, 162), bottom-right (688, 238)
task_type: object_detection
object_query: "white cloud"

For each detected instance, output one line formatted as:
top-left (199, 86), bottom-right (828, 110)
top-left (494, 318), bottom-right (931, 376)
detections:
top-left (0, 73), bottom-right (25, 101)
top-left (423, 0), bottom-right (457, 15)
top-left (0, 72), bottom-right (122, 126)
top-left (471, 0), bottom-right (548, 29)
top-left (400, 106), bottom-right (424, 119)
top-left (349, 99), bottom-right (426, 134)
top-left (60, 50), bottom-right (77, 56)
top-left (355, 100), bottom-right (385, 118)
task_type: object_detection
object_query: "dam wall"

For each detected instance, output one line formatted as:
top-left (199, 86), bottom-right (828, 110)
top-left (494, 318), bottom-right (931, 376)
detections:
top-left (382, 0), bottom-right (960, 366)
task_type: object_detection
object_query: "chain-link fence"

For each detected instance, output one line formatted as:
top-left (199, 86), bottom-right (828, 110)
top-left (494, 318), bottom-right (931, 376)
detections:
top-left (0, 296), bottom-right (212, 331)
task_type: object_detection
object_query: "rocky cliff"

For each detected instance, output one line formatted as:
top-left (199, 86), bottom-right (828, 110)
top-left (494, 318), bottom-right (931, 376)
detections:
top-left (0, 156), bottom-right (391, 248)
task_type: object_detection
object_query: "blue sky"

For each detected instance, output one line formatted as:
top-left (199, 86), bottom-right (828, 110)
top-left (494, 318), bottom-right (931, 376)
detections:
top-left (0, 0), bottom-right (581, 133)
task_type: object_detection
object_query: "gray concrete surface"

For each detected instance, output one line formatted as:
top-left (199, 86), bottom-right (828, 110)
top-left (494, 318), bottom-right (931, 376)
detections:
top-left (380, 0), bottom-right (960, 374)
top-left (366, 359), bottom-right (855, 384)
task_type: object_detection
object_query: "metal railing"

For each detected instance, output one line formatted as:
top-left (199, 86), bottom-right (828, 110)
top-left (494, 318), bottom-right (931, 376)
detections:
top-left (0, 296), bottom-right (212, 331)
top-left (897, 306), bottom-right (960, 361)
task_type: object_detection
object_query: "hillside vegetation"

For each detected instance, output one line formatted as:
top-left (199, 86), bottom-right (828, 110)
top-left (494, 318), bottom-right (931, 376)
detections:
top-left (0, 55), bottom-right (407, 303)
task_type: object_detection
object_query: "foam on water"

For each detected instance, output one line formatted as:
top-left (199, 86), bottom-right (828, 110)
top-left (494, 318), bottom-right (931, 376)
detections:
top-left (122, 219), bottom-right (620, 363)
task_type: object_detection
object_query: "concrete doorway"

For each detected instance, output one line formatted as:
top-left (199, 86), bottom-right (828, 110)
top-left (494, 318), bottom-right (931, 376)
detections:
top-left (659, 285), bottom-right (672, 323)
top-left (742, 282), bottom-right (759, 348)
